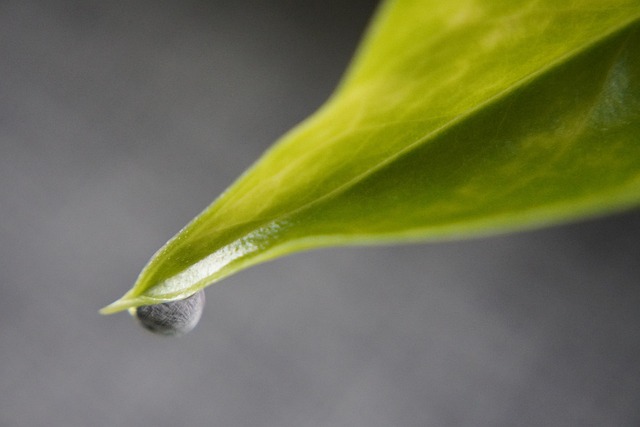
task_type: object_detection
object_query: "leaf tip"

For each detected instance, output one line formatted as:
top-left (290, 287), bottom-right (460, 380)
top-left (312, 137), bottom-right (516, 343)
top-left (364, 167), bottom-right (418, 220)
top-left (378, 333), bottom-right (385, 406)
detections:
top-left (99, 297), bottom-right (137, 315)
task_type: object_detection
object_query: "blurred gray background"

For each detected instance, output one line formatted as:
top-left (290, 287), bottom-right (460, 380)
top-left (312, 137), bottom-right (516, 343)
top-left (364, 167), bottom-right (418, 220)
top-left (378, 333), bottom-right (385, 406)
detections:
top-left (1, 1), bottom-right (640, 426)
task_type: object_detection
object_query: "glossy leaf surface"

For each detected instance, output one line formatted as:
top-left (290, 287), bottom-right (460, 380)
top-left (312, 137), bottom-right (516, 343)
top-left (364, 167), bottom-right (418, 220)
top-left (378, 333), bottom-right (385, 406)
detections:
top-left (102, 0), bottom-right (640, 313)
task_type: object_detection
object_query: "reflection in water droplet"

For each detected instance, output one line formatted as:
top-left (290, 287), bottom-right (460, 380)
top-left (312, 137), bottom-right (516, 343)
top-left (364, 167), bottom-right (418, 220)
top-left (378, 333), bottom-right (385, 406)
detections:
top-left (135, 290), bottom-right (205, 336)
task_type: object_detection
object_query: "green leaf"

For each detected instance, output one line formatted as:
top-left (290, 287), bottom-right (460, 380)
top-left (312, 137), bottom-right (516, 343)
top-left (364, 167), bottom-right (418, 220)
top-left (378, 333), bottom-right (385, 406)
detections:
top-left (101, 0), bottom-right (640, 314)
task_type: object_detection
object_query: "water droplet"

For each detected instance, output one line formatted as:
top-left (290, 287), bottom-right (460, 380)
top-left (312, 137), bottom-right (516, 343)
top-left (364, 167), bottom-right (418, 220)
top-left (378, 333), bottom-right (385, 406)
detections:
top-left (135, 290), bottom-right (205, 336)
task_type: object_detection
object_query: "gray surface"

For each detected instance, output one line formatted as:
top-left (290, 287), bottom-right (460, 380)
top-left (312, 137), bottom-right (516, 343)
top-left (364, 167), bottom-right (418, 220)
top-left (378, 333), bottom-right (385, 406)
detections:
top-left (1, 1), bottom-right (640, 426)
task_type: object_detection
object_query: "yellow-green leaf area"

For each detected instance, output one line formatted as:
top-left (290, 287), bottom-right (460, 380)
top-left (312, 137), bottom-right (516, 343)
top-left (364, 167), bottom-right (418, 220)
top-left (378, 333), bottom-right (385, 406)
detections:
top-left (102, 0), bottom-right (640, 314)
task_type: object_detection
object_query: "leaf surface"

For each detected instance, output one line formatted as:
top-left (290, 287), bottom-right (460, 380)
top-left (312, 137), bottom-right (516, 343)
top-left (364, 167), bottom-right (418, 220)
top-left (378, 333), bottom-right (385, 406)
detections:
top-left (102, 0), bottom-right (640, 313)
